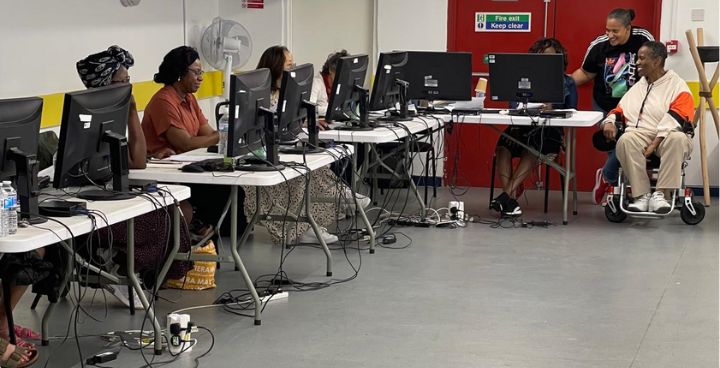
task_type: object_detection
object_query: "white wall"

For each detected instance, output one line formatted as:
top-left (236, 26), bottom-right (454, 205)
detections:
top-left (0, 0), bottom-right (188, 98)
top-left (376, 0), bottom-right (448, 54)
top-left (661, 0), bottom-right (719, 187)
top-left (291, 0), bottom-right (374, 79)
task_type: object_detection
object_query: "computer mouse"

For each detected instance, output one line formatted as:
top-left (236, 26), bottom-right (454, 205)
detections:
top-left (180, 164), bottom-right (204, 173)
top-left (207, 145), bottom-right (219, 153)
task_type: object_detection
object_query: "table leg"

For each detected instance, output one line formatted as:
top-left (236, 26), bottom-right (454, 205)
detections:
top-left (231, 186), bottom-right (262, 325)
top-left (571, 128), bottom-right (578, 216)
top-left (350, 151), bottom-right (375, 253)
top-left (41, 239), bottom-right (74, 346)
top-left (124, 219), bottom-right (163, 355)
top-left (304, 174), bottom-right (333, 276)
top-left (563, 130), bottom-right (571, 225)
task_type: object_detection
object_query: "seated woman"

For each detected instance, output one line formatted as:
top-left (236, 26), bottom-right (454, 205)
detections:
top-left (77, 45), bottom-right (193, 303)
top-left (490, 38), bottom-right (577, 216)
top-left (243, 46), bottom-right (365, 246)
top-left (141, 46), bottom-right (244, 236)
top-left (310, 49), bottom-right (349, 118)
top-left (604, 41), bottom-right (694, 213)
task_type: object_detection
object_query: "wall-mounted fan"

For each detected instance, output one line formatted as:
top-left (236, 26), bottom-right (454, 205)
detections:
top-left (200, 17), bottom-right (253, 99)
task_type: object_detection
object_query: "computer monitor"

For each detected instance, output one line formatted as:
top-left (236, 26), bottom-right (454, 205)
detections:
top-left (54, 83), bottom-right (133, 200)
top-left (227, 68), bottom-right (269, 158)
top-left (228, 68), bottom-right (284, 171)
top-left (276, 63), bottom-right (323, 154)
top-left (368, 51), bottom-right (413, 121)
top-left (325, 54), bottom-right (371, 130)
top-left (0, 97), bottom-right (46, 224)
top-left (405, 51), bottom-right (472, 101)
top-left (488, 53), bottom-right (564, 108)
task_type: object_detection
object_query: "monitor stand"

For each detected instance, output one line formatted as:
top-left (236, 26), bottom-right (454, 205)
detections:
top-left (77, 130), bottom-right (133, 201)
top-left (280, 101), bottom-right (325, 154)
top-left (375, 79), bottom-right (414, 122)
top-left (335, 86), bottom-right (375, 131)
top-left (236, 107), bottom-right (285, 172)
top-left (8, 145), bottom-right (47, 224)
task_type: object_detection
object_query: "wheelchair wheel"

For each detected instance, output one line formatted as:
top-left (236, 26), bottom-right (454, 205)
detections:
top-left (680, 202), bottom-right (705, 225)
top-left (604, 203), bottom-right (627, 223)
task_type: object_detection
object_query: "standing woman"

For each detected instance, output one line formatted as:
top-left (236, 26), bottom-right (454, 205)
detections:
top-left (570, 8), bottom-right (654, 204)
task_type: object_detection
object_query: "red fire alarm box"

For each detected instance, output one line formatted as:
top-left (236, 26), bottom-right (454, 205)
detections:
top-left (666, 40), bottom-right (679, 55)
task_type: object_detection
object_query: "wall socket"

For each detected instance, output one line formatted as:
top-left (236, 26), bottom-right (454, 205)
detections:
top-left (691, 8), bottom-right (704, 22)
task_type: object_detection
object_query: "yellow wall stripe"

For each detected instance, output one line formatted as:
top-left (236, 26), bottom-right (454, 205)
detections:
top-left (40, 70), bottom-right (224, 128)
top-left (687, 81), bottom-right (719, 108)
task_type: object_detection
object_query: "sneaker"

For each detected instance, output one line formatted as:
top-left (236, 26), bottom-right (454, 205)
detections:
top-left (592, 168), bottom-right (611, 205)
top-left (298, 227), bottom-right (339, 244)
top-left (627, 193), bottom-right (651, 212)
top-left (504, 198), bottom-right (522, 216)
top-left (490, 192), bottom-right (510, 212)
top-left (490, 192), bottom-right (522, 216)
top-left (342, 188), bottom-right (371, 215)
top-left (649, 191), bottom-right (671, 214)
top-left (106, 284), bottom-right (144, 309)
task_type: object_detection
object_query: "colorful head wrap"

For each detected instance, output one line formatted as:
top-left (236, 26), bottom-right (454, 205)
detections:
top-left (76, 45), bottom-right (134, 88)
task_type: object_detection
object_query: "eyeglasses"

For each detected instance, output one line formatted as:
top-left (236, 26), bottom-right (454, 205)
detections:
top-left (187, 68), bottom-right (204, 78)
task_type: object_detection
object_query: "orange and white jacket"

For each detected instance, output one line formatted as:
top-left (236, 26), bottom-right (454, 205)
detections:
top-left (603, 70), bottom-right (694, 138)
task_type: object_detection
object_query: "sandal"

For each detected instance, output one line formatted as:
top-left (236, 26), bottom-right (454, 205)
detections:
top-left (0, 337), bottom-right (38, 368)
top-left (12, 327), bottom-right (39, 341)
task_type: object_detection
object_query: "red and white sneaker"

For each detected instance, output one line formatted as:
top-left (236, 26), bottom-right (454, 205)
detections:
top-left (592, 168), bottom-right (610, 205)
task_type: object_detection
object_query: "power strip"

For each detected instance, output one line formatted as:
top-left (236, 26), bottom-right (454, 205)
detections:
top-left (260, 291), bottom-right (289, 304)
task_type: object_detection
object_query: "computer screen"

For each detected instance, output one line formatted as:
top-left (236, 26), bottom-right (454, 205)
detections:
top-left (0, 96), bottom-right (45, 223)
top-left (277, 63), bottom-right (314, 143)
top-left (325, 54), bottom-right (369, 124)
top-left (405, 51), bottom-right (472, 101)
top-left (227, 68), bottom-right (272, 158)
top-left (369, 51), bottom-right (409, 111)
top-left (488, 53), bottom-right (564, 105)
top-left (54, 83), bottom-right (132, 200)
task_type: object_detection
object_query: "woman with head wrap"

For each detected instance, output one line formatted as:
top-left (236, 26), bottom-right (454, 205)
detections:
top-left (77, 46), bottom-right (144, 166)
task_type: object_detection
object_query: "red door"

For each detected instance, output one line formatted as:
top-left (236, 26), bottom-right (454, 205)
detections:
top-left (446, 0), bottom-right (661, 192)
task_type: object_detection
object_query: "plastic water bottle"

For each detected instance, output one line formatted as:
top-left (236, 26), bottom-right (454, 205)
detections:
top-left (0, 189), bottom-right (7, 237)
top-left (218, 113), bottom-right (229, 157)
top-left (3, 182), bottom-right (17, 234)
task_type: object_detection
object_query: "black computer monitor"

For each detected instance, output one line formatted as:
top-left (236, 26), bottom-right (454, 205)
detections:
top-left (0, 97), bottom-right (46, 224)
top-left (229, 68), bottom-right (284, 171)
top-left (54, 83), bottom-right (133, 200)
top-left (368, 51), bottom-right (413, 121)
top-left (227, 68), bottom-right (269, 158)
top-left (276, 63), bottom-right (323, 154)
top-left (325, 54), bottom-right (371, 130)
top-left (405, 51), bottom-right (472, 101)
top-left (488, 53), bottom-right (564, 108)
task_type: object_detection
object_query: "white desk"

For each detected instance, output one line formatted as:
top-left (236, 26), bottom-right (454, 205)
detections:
top-left (437, 111), bottom-right (603, 224)
top-left (129, 146), bottom-right (364, 325)
top-left (0, 184), bottom-right (190, 354)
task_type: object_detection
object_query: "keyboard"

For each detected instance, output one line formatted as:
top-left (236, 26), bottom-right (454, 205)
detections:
top-left (508, 109), bottom-right (573, 118)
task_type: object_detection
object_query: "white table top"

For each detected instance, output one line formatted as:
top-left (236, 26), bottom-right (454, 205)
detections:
top-left (0, 184), bottom-right (191, 254)
top-left (436, 110), bottom-right (604, 128)
top-left (130, 145), bottom-right (353, 187)
top-left (314, 115), bottom-right (443, 143)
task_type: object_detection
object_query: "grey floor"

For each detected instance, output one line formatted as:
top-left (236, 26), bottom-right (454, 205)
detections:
top-left (13, 187), bottom-right (719, 368)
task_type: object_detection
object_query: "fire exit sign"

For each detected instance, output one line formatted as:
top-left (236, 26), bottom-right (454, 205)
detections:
top-left (475, 12), bottom-right (531, 32)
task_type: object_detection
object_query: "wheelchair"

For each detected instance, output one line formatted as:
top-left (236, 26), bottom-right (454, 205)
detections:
top-left (603, 154), bottom-right (705, 225)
